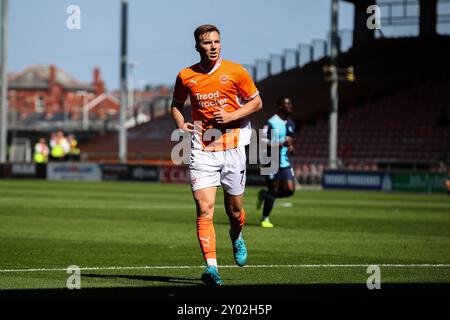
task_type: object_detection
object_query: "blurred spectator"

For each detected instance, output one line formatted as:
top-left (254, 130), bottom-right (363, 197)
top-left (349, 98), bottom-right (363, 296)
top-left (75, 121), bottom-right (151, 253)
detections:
top-left (301, 163), bottom-right (310, 184)
top-left (317, 163), bottom-right (325, 175)
top-left (310, 163), bottom-right (320, 184)
top-left (67, 134), bottom-right (81, 161)
top-left (49, 132), bottom-right (56, 150)
top-left (50, 130), bottom-right (70, 161)
top-left (33, 138), bottom-right (49, 163)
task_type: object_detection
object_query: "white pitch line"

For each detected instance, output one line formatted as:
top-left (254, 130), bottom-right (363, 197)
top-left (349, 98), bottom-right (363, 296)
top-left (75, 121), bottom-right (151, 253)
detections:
top-left (1, 264), bottom-right (450, 273)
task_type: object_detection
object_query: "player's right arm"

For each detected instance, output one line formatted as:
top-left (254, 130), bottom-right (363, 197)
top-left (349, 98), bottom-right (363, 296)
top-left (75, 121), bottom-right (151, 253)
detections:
top-left (171, 101), bottom-right (194, 133)
top-left (171, 73), bottom-right (194, 133)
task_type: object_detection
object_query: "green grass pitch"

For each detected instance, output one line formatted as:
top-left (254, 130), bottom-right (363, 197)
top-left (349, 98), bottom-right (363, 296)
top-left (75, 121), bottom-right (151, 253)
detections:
top-left (0, 179), bottom-right (449, 292)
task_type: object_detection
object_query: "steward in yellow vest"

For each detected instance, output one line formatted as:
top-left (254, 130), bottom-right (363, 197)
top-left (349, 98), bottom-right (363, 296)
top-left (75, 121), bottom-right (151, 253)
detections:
top-left (34, 138), bottom-right (50, 163)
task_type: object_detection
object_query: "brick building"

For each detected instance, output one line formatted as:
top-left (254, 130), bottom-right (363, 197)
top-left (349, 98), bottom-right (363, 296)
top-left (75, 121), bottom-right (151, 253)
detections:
top-left (7, 64), bottom-right (117, 121)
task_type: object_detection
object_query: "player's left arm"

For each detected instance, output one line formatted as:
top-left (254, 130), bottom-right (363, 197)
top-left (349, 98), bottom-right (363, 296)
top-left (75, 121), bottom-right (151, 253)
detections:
top-left (214, 94), bottom-right (262, 124)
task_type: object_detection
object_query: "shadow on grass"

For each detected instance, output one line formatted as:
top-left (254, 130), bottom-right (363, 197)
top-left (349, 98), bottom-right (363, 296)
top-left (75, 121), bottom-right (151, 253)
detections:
top-left (82, 273), bottom-right (199, 285)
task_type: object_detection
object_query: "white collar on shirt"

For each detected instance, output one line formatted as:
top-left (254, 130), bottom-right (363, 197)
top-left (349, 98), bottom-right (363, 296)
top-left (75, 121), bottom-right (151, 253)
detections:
top-left (198, 58), bottom-right (223, 74)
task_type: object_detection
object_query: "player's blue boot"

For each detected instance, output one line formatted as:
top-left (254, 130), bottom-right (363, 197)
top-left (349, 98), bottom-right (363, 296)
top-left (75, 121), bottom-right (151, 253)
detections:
top-left (230, 235), bottom-right (248, 267)
top-left (256, 189), bottom-right (265, 210)
top-left (201, 266), bottom-right (223, 286)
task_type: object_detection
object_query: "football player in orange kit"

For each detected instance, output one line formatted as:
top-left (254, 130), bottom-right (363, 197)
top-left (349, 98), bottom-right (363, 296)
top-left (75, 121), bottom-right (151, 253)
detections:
top-left (171, 24), bottom-right (263, 286)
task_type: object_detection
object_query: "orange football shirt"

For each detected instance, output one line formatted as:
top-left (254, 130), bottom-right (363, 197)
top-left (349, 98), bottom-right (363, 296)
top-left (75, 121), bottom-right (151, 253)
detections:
top-left (173, 58), bottom-right (259, 151)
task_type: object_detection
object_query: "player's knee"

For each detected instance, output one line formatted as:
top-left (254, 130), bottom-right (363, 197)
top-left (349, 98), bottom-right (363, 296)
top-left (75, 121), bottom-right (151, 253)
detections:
top-left (232, 205), bottom-right (242, 217)
top-left (196, 199), bottom-right (214, 216)
top-left (226, 203), bottom-right (242, 218)
top-left (285, 187), bottom-right (295, 197)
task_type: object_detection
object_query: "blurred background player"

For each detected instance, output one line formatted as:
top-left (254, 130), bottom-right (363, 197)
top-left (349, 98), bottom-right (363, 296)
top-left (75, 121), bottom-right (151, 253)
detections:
top-left (257, 97), bottom-right (296, 227)
top-left (171, 24), bottom-right (262, 286)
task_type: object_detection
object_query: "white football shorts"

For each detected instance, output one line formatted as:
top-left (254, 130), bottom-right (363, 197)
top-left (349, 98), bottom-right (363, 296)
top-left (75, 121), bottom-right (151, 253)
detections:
top-left (189, 146), bottom-right (247, 195)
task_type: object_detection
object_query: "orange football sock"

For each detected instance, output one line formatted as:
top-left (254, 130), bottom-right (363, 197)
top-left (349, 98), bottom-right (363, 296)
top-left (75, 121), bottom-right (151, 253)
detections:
top-left (196, 216), bottom-right (217, 266)
top-left (229, 208), bottom-right (246, 240)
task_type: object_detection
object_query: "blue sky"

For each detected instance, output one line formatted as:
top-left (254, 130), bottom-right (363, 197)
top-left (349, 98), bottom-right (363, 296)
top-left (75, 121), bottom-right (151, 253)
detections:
top-left (8, 0), bottom-right (354, 90)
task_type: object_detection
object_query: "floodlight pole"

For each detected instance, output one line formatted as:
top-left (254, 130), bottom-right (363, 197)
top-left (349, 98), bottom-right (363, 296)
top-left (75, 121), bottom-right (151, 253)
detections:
top-left (119, 0), bottom-right (128, 162)
top-left (0, 0), bottom-right (8, 163)
top-left (329, 0), bottom-right (339, 169)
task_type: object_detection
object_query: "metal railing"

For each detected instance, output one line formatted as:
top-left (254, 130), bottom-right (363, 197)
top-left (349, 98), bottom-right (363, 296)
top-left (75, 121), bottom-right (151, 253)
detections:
top-left (243, 29), bottom-right (353, 83)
